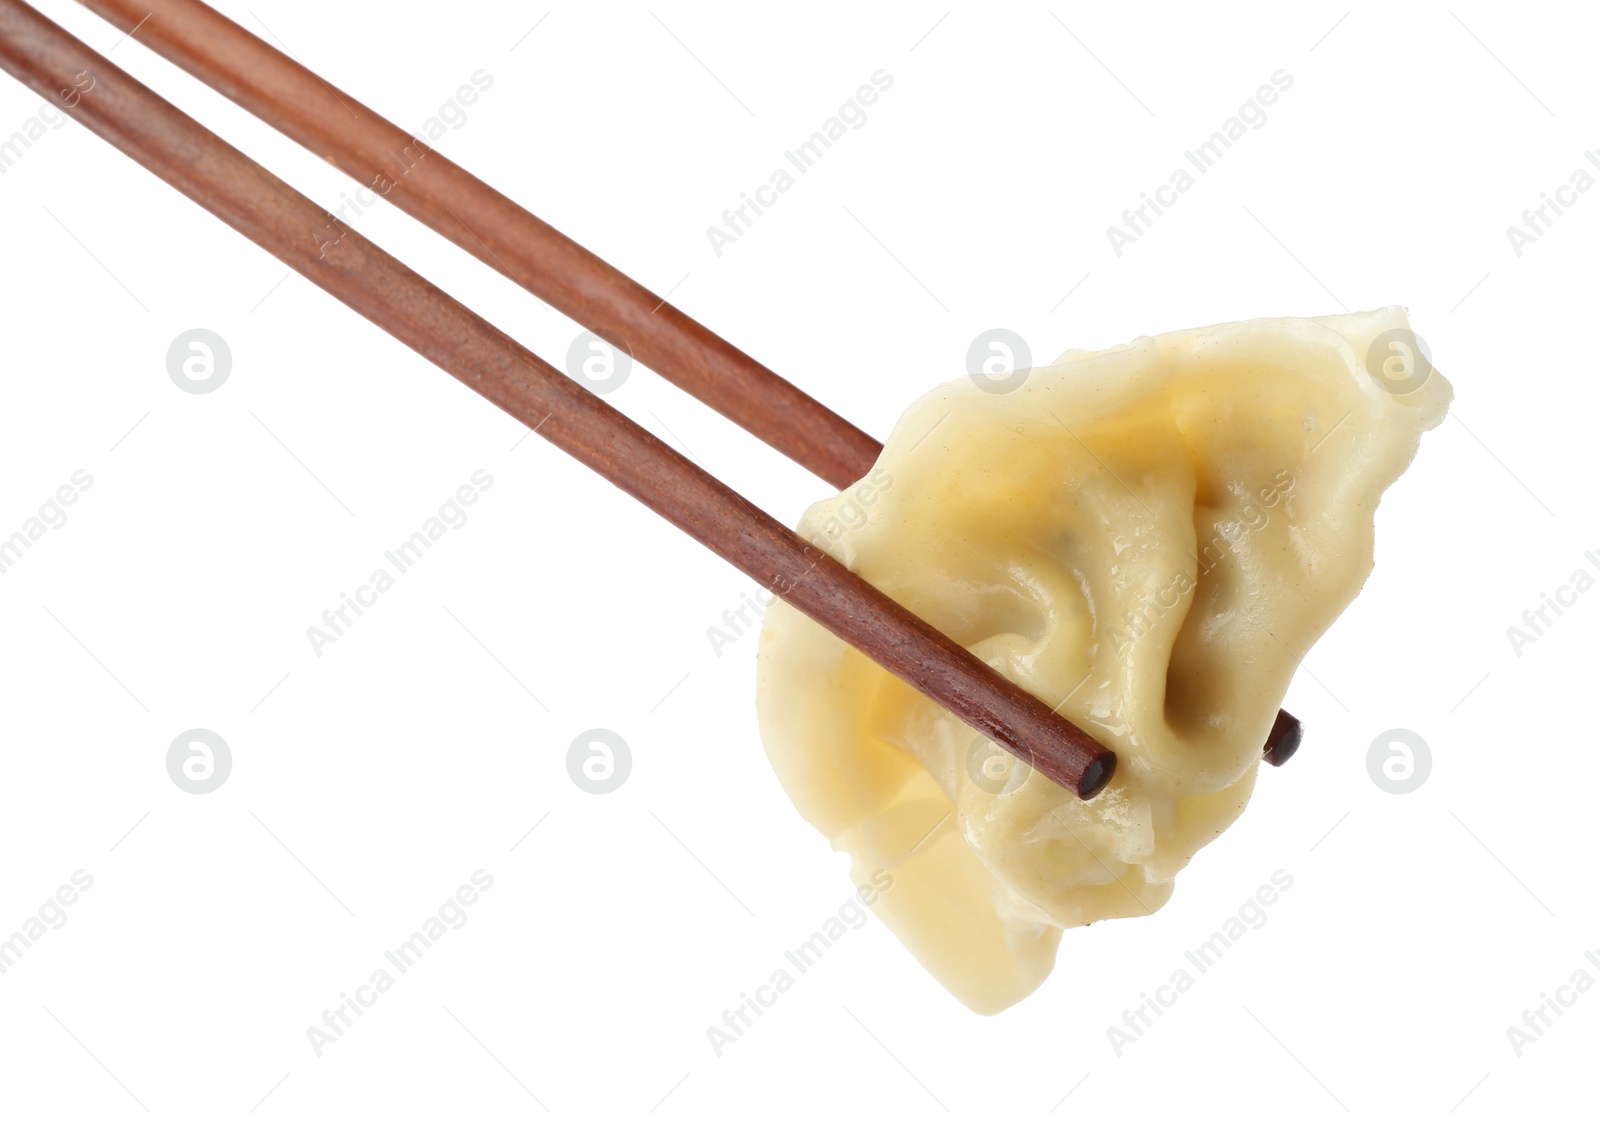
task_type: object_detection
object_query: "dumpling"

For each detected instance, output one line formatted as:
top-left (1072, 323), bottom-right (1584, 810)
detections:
top-left (755, 308), bottom-right (1450, 1013)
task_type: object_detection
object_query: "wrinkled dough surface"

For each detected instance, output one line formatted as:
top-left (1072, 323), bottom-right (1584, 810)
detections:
top-left (756, 309), bottom-right (1450, 1013)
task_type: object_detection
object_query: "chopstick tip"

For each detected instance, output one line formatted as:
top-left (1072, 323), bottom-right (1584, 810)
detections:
top-left (1076, 749), bottom-right (1116, 800)
top-left (1263, 709), bottom-right (1303, 767)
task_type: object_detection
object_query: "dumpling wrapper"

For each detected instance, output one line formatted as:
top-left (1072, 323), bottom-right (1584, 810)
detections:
top-left (755, 308), bottom-right (1450, 1013)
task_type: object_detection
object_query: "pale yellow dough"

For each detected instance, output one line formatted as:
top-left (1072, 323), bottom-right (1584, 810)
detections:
top-left (755, 309), bottom-right (1450, 1013)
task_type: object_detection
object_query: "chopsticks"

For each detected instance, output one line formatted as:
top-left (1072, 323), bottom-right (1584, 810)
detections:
top-left (0, 0), bottom-right (1122, 797)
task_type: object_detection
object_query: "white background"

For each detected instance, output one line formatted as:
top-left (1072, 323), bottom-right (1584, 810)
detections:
top-left (0, 1), bottom-right (1595, 1120)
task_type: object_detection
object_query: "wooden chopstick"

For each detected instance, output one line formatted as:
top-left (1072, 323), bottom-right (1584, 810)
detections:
top-left (0, 0), bottom-right (1118, 798)
top-left (69, 0), bottom-right (1305, 769)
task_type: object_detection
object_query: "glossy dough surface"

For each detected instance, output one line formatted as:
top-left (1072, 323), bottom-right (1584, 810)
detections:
top-left (755, 309), bottom-right (1450, 1013)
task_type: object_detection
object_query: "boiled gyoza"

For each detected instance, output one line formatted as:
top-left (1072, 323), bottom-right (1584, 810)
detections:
top-left (755, 308), bottom-right (1450, 1013)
